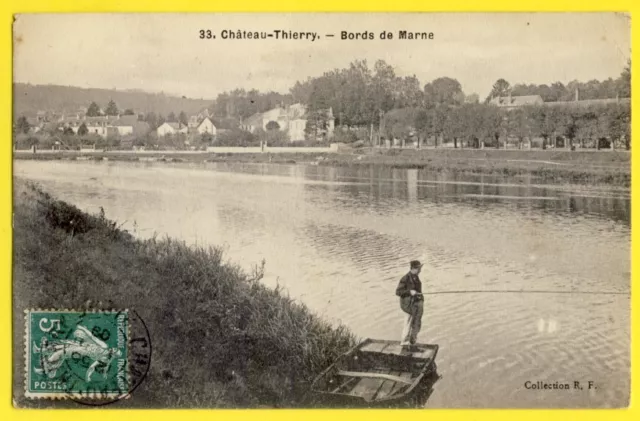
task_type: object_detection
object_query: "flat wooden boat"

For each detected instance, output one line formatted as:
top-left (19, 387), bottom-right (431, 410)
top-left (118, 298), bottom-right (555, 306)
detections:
top-left (309, 339), bottom-right (439, 406)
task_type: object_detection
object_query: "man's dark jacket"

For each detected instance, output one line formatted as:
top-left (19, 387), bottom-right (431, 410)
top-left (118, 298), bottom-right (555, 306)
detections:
top-left (396, 272), bottom-right (423, 314)
top-left (396, 272), bottom-right (422, 298)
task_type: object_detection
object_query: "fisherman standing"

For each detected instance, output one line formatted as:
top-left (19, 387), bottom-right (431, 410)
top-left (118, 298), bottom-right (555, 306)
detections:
top-left (396, 260), bottom-right (424, 351)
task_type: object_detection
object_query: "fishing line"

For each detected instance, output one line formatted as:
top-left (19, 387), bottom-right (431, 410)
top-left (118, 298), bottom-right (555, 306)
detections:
top-left (420, 289), bottom-right (629, 296)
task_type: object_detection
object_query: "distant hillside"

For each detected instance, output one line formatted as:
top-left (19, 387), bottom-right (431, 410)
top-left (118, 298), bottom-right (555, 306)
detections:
top-left (13, 83), bottom-right (214, 116)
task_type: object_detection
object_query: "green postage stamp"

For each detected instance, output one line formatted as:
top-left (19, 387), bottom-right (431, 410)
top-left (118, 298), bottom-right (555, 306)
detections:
top-left (25, 310), bottom-right (129, 399)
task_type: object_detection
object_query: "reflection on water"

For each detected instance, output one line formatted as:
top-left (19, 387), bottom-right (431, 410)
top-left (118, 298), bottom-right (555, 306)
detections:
top-left (14, 160), bottom-right (630, 408)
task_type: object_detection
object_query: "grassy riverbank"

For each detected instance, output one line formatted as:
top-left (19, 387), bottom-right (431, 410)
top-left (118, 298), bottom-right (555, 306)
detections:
top-left (12, 179), bottom-right (357, 408)
top-left (14, 147), bottom-right (631, 186)
top-left (322, 148), bottom-right (631, 187)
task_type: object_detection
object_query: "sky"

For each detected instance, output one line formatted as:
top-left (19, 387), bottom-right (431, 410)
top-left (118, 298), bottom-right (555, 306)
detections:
top-left (13, 13), bottom-right (631, 100)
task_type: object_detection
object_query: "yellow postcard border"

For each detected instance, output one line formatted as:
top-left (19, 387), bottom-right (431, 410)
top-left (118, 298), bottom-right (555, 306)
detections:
top-left (1, 1), bottom-right (636, 421)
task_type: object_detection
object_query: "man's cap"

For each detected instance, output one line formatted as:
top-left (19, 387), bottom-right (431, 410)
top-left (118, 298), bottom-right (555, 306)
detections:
top-left (410, 260), bottom-right (423, 269)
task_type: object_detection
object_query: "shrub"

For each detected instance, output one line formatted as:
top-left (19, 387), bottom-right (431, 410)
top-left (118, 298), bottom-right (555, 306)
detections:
top-left (331, 130), bottom-right (358, 144)
top-left (217, 128), bottom-right (259, 147)
top-left (254, 128), bottom-right (289, 146)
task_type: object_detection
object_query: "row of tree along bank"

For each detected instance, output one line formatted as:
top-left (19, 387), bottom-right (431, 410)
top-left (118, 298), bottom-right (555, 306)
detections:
top-left (13, 180), bottom-right (357, 408)
top-left (380, 101), bottom-right (631, 151)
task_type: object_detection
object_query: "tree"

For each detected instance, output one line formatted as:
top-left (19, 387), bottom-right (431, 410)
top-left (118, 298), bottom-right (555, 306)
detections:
top-left (265, 120), bottom-right (280, 131)
top-left (395, 75), bottom-right (424, 108)
top-left (255, 127), bottom-right (290, 146)
top-left (511, 83), bottom-right (536, 96)
top-left (428, 106), bottom-right (449, 147)
top-left (334, 60), bottom-right (372, 127)
top-left (465, 93), bottom-right (480, 104)
top-left (213, 89), bottom-right (292, 120)
top-left (424, 77), bottom-right (464, 107)
top-left (617, 59), bottom-right (631, 98)
top-left (106, 133), bottom-right (122, 149)
top-left (105, 100), bottom-right (119, 116)
top-left (124, 108), bottom-right (135, 115)
top-left (86, 102), bottom-right (101, 117)
top-left (509, 76), bottom-right (629, 102)
top-left (529, 106), bottom-right (562, 149)
top-left (575, 107), bottom-right (599, 149)
top-left (594, 108), bottom-right (613, 150)
top-left (479, 106), bottom-right (504, 148)
top-left (414, 109), bottom-right (430, 147)
top-left (443, 107), bottom-right (466, 148)
top-left (28, 136), bottom-right (40, 147)
top-left (507, 107), bottom-right (534, 149)
top-left (607, 103), bottom-right (631, 150)
top-left (78, 122), bottom-right (88, 136)
top-left (145, 112), bottom-right (158, 129)
top-left (548, 82), bottom-right (567, 102)
top-left (179, 111), bottom-right (188, 126)
top-left (167, 111), bottom-right (177, 122)
top-left (217, 127), bottom-right (257, 147)
top-left (459, 104), bottom-right (486, 148)
top-left (63, 126), bottom-right (75, 136)
top-left (290, 78), bottom-right (314, 104)
top-left (305, 109), bottom-right (330, 141)
top-left (382, 108), bottom-right (419, 142)
top-left (558, 108), bottom-right (581, 149)
top-left (16, 116), bottom-right (31, 134)
top-left (368, 60), bottom-right (397, 122)
top-left (486, 79), bottom-right (511, 102)
top-left (200, 133), bottom-right (214, 146)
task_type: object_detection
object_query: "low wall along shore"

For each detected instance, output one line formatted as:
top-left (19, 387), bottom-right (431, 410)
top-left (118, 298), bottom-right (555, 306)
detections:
top-left (15, 146), bottom-right (338, 154)
top-left (206, 146), bottom-right (336, 153)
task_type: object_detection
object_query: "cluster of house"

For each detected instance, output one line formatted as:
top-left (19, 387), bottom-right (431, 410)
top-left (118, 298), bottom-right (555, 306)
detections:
top-left (23, 109), bottom-right (152, 138)
top-left (23, 107), bottom-right (216, 140)
top-left (153, 102), bottom-right (335, 141)
top-left (155, 109), bottom-right (217, 137)
top-left (21, 102), bottom-right (336, 143)
top-left (62, 115), bottom-right (149, 137)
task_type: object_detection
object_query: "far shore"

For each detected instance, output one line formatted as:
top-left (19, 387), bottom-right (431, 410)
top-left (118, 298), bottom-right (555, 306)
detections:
top-left (13, 147), bottom-right (631, 187)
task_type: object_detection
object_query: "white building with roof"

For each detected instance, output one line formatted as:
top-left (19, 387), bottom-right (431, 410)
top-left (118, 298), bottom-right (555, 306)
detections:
top-left (157, 122), bottom-right (189, 136)
top-left (59, 115), bottom-right (141, 137)
top-left (489, 94), bottom-right (544, 109)
top-left (195, 117), bottom-right (216, 135)
top-left (242, 103), bottom-right (335, 141)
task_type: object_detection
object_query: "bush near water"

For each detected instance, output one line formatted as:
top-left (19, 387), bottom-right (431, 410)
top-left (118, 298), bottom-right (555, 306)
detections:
top-left (13, 180), bottom-right (357, 408)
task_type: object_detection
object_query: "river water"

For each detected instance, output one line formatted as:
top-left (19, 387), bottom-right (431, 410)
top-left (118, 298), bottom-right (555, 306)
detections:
top-left (14, 159), bottom-right (630, 408)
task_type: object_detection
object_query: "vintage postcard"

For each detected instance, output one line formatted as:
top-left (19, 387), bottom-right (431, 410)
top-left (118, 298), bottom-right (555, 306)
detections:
top-left (11, 13), bottom-right (630, 409)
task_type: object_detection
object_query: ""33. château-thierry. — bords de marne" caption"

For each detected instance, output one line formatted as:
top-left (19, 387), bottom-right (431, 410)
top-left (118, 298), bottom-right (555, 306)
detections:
top-left (199, 29), bottom-right (435, 41)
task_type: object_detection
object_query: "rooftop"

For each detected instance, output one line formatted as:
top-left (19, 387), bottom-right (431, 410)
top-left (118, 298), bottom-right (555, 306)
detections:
top-left (489, 95), bottom-right (544, 107)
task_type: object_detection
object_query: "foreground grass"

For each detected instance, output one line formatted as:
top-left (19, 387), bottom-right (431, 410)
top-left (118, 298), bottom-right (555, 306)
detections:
top-left (12, 179), bottom-right (357, 408)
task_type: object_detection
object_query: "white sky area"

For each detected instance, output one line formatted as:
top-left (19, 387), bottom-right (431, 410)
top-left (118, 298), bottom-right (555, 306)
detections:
top-left (13, 13), bottom-right (631, 100)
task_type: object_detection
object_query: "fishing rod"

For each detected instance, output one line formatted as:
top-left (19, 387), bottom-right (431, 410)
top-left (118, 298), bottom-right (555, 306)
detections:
top-left (415, 289), bottom-right (629, 296)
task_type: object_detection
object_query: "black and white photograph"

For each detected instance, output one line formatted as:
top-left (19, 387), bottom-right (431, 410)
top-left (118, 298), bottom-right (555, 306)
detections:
top-left (12, 13), bottom-right (630, 409)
